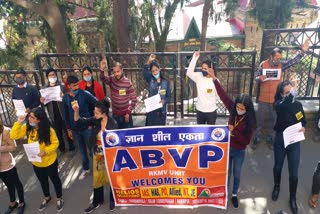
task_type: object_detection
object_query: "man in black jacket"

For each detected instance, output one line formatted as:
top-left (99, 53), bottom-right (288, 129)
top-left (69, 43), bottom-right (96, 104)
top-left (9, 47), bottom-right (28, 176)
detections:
top-left (12, 68), bottom-right (40, 114)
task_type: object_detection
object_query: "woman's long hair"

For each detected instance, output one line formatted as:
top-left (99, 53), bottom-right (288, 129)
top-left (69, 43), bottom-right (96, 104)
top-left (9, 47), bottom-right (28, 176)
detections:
top-left (274, 80), bottom-right (291, 106)
top-left (82, 65), bottom-right (95, 89)
top-left (230, 94), bottom-right (256, 135)
top-left (27, 107), bottom-right (51, 146)
top-left (95, 98), bottom-right (110, 115)
top-left (0, 119), bottom-right (4, 135)
top-left (149, 61), bottom-right (167, 81)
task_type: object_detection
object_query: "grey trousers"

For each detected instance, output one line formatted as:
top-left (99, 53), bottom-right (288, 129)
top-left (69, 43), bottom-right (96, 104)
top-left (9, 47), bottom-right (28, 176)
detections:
top-left (255, 101), bottom-right (276, 143)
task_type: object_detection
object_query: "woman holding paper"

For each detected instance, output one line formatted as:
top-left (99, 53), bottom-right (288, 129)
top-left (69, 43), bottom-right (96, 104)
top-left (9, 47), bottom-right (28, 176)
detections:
top-left (143, 54), bottom-right (171, 126)
top-left (72, 98), bottom-right (117, 213)
top-left (272, 80), bottom-right (306, 214)
top-left (0, 120), bottom-right (25, 214)
top-left (10, 107), bottom-right (64, 212)
top-left (40, 68), bottom-right (75, 153)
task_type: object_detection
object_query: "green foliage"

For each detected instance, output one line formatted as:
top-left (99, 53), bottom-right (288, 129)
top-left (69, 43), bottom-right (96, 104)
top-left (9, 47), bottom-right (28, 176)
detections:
top-left (129, 0), bottom-right (151, 51)
top-left (94, 0), bottom-right (117, 52)
top-left (223, 0), bottom-right (240, 16)
top-left (66, 20), bottom-right (87, 53)
top-left (0, 1), bottom-right (28, 69)
top-left (144, 0), bottom-right (189, 51)
top-left (250, 0), bottom-right (295, 29)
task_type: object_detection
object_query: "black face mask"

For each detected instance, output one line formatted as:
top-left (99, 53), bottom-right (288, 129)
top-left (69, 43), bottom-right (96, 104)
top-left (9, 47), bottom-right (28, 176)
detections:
top-left (15, 77), bottom-right (26, 85)
top-left (201, 70), bottom-right (208, 77)
top-left (272, 59), bottom-right (281, 66)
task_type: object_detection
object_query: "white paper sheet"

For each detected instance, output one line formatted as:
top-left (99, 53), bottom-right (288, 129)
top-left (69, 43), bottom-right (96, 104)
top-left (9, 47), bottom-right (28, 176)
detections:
top-left (262, 68), bottom-right (281, 81)
top-left (283, 122), bottom-right (305, 148)
top-left (12, 99), bottom-right (26, 116)
top-left (23, 142), bottom-right (42, 163)
top-left (144, 94), bottom-right (163, 113)
top-left (40, 86), bottom-right (62, 105)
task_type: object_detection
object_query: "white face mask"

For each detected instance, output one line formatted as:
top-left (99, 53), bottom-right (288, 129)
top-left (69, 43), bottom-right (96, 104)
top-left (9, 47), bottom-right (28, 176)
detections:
top-left (237, 109), bottom-right (246, 116)
top-left (48, 77), bottom-right (57, 84)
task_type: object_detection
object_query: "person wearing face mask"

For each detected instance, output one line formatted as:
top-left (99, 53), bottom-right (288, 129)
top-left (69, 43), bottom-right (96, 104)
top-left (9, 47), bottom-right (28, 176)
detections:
top-left (143, 54), bottom-right (171, 126)
top-left (206, 67), bottom-right (256, 209)
top-left (252, 40), bottom-right (310, 150)
top-left (186, 51), bottom-right (219, 125)
top-left (10, 107), bottom-right (64, 212)
top-left (12, 68), bottom-right (41, 114)
top-left (40, 68), bottom-right (75, 153)
top-left (79, 65), bottom-right (105, 116)
top-left (73, 98), bottom-right (117, 213)
top-left (62, 75), bottom-right (97, 180)
top-left (271, 80), bottom-right (306, 214)
top-left (99, 59), bottom-right (137, 129)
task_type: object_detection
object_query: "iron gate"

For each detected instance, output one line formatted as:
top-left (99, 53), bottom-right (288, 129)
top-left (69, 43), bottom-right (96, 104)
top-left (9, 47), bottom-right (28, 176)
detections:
top-left (0, 70), bottom-right (40, 126)
top-left (1, 50), bottom-right (257, 126)
top-left (35, 52), bottom-right (178, 117)
top-left (261, 27), bottom-right (320, 99)
top-left (180, 51), bottom-right (257, 118)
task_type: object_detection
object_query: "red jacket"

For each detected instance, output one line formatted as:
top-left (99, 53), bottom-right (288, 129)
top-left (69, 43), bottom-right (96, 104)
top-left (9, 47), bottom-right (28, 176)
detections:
top-left (213, 79), bottom-right (256, 150)
top-left (79, 80), bottom-right (105, 101)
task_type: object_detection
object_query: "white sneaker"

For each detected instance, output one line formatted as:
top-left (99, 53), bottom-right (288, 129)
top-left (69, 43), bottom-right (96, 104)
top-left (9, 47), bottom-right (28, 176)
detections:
top-left (79, 170), bottom-right (91, 180)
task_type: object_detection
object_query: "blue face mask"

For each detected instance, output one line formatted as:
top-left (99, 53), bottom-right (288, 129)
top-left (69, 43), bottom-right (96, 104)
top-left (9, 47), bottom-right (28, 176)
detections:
top-left (153, 73), bottom-right (160, 79)
top-left (29, 122), bottom-right (38, 127)
top-left (201, 70), bottom-right (208, 77)
top-left (84, 76), bottom-right (92, 82)
top-left (72, 89), bottom-right (79, 95)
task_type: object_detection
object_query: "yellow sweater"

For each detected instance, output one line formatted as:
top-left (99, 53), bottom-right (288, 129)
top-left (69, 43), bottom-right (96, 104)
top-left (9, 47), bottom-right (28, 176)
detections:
top-left (10, 122), bottom-right (59, 168)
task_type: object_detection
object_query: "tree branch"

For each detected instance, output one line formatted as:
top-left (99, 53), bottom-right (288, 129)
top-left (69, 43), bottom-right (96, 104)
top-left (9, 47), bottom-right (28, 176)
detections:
top-left (8, 0), bottom-right (47, 17)
top-left (65, 1), bottom-right (95, 11)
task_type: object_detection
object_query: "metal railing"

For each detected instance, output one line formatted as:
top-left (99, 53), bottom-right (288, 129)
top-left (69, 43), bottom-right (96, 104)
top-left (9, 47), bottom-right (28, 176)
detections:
top-left (261, 28), bottom-right (320, 99)
top-left (179, 51), bottom-right (257, 117)
top-left (0, 70), bottom-right (40, 126)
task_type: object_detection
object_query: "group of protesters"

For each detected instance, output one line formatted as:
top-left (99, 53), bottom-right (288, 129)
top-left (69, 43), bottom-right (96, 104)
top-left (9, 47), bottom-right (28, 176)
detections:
top-left (0, 41), bottom-right (319, 214)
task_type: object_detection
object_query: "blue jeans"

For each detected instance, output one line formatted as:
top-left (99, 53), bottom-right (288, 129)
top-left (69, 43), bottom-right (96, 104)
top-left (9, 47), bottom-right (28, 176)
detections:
top-left (72, 129), bottom-right (92, 170)
top-left (113, 114), bottom-right (133, 129)
top-left (228, 146), bottom-right (245, 195)
top-left (273, 132), bottom-right (300, 178)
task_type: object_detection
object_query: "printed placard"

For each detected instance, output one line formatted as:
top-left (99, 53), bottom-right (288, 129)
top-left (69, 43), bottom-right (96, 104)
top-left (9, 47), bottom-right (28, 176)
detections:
top-left (102, 125), bottom-right (230, 209)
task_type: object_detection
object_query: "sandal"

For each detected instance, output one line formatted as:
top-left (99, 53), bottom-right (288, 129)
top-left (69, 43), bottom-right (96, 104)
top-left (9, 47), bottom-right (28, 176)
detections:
top-left (308, 195), bottom-right (318, 208)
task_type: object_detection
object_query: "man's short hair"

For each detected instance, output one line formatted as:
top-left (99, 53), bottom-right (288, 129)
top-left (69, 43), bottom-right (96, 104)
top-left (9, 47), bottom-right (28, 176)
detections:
top-left (16, 68), bottom-right (27, 76)
top-left (66, 75), bottom-right (79, 85)
top-left (271, 48), bottom-right (282, 57)
top-left (113, 62), bottom-right (122, 69)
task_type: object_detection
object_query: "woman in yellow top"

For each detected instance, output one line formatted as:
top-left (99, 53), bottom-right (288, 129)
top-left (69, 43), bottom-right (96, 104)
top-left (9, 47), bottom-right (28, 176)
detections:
top-left (10, 107), bottom-right (64, 212)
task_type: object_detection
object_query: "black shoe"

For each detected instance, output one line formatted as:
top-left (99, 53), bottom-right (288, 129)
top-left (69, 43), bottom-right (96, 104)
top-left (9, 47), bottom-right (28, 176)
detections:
top-left (4, 202), bottom-right (18, 214)
top-left (109, 202), bottom-right (115, 211)
top-left (231, 196), bottom-right (239, 209)
top-left (84, 204), bottom-right (100, 214)
top-left (57, 199), bottom-right (64, 212)
top-left (250, 138), bottom-right (259, 150)
top-left (17, 203), bottom-right (25, 214)
top-left (39, 197), bottom-right (51, 212)
top-left (289, 197), bottom-right (298, 214)
top-left (272, 185), bottom-right (280, 201)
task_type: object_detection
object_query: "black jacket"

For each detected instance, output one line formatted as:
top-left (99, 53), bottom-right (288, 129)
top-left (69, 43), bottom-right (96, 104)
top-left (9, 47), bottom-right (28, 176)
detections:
top-left (75, 116), bottom-right (118, 152)
top-left (274, 94), bottom-right (307, 132)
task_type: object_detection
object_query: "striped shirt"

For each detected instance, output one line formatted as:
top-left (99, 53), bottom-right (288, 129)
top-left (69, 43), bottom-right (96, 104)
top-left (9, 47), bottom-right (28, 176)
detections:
top-left (100, 72), bottom-right (137, 116)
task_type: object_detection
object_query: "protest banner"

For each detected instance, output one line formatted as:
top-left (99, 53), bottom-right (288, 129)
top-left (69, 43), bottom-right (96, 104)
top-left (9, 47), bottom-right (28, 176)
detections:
top-left (102, 125), bottom-right (229, 209)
